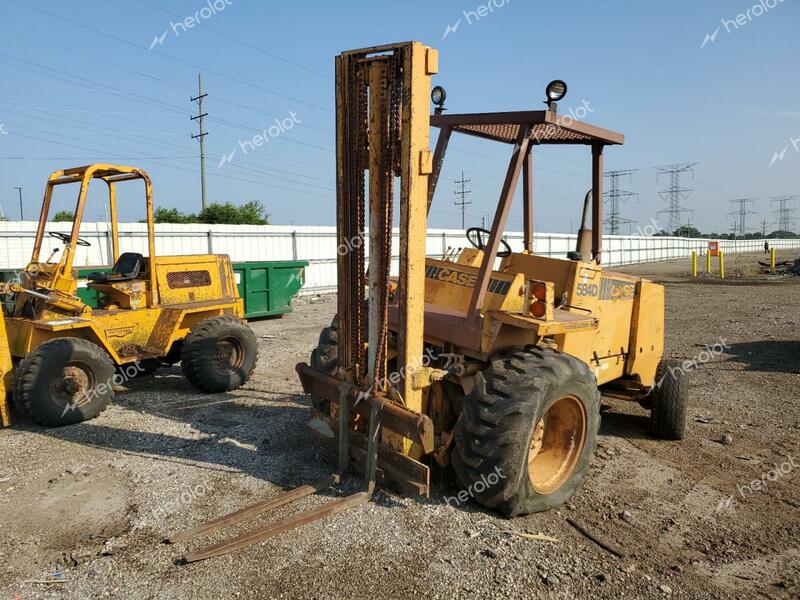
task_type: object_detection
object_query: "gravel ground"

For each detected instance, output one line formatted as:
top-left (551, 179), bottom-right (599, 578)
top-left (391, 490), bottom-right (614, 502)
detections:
top-left (1, 251), bottom-right (799, 599)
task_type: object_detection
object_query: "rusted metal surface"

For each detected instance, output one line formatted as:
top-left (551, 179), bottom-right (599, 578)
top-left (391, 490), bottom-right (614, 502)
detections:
top-left (591, 144), bottom-right (604, 263)
top-left (465, 124), bottom-right (533, 333)
top-left (182, 491), bottom-right (371, 563)
top-left (167, 475), bottom-right (339, 544)
top-left (296, 363), bottom-right (435, 454)
top-left (427, 125), bottom-right (452, 211)
top-left (523, 148), bottom-right (534, 253)
top-left (430, 110), bottom-right (624, 146)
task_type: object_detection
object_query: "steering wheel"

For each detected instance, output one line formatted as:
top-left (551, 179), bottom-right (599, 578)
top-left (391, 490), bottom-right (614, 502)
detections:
top-left (49, 231), bottom-right (91, 247)
top-left (465, 227), bottom-right (512, 258)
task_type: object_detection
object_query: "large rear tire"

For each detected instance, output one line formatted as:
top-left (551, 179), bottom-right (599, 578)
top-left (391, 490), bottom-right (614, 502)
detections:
top-left (452, 346), bottom-right (600, 517)
top-left (181, 317), bottom-right (258, 393)
top-left (648, 359), bottom-right (689, 440)
top-left (14, 338), bottom-right (115, 427)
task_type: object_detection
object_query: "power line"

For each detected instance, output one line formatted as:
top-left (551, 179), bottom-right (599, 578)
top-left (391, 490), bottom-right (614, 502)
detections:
top-left (8, 0), bottom-right (331, 112)
top-left (453, 172), bottom-right (472, 229)
top-left (771, 195), bottom-right (798, 232)
top-left (603, 169), bottom-right (637, 235)
top-left (728, 198), bottom-right (757, 238)
top-left (1, 26), bottom-right (332, 133)
top-left (654, 162), bottom-right (698, 234)
top-left (135, 0), bottom-right (332, 80)
top-left (190, 73), bottom-right (209, 211)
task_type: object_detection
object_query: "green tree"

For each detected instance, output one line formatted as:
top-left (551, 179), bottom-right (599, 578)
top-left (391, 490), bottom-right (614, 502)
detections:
top-left (153, 207), bottom-right (195, 223)
top-left (197, 201), bottom-right (269, 225)
top-left (673, 225), bottom-right (702, 238)
top-left (52, 210), bottom-right (74, 222)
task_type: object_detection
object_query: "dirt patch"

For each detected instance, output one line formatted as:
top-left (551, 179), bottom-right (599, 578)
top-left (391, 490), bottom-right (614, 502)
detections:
top-left (1, 280), bottom-right (799, 599)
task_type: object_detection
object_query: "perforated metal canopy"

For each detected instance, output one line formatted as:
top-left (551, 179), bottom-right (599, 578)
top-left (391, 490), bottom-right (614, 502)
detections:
top-left (430, 110), bottom-right (624, 146)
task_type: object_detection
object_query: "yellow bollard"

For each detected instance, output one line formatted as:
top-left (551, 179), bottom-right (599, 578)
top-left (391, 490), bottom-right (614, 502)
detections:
top-left (770, 247), bottom-right (776, 273)
top-left (691, 251), bottom-right (697, 277)
top-left (719, 251), bottom-right (725, 279)
top-left (706, 252), bottom-right (711, 274)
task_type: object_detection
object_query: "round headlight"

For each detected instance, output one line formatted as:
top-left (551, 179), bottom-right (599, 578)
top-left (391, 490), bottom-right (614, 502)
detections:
top-left (545, 80), bottom-right (568, 103)
top-left (431, 85), bottom-right (447, 106)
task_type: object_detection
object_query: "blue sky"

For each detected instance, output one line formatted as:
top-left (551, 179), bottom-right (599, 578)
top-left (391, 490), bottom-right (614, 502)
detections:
top-left (1, 0), bottom-right (798, 234)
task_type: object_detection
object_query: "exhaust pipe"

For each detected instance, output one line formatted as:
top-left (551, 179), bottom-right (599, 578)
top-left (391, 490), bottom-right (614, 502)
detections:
top-left (570, 190), bottom-right (592, 261)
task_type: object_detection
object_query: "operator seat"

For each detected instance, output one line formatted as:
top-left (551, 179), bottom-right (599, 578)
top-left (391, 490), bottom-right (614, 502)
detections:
top-left (88, 252), bottom-right (144, 283)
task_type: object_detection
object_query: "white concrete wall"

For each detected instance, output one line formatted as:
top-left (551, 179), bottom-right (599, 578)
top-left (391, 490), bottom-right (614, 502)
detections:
top-left (0, 221), bottom-right (797, 293)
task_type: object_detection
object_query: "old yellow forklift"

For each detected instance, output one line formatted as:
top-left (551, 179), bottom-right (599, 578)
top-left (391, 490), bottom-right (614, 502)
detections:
top-left (0, 164), bottom-right (257, 428)
top-left (168, 41), bottom-right (687, 562)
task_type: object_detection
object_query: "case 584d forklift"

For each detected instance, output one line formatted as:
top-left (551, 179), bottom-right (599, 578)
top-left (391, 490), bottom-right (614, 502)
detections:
top-left (0, 164), bottom-right (258, 428)
top-left (168, 41), bottom-right (687, 562)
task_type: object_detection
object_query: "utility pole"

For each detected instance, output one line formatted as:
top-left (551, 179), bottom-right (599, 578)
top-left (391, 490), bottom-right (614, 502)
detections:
top-left (728, 198), bottom-right (757, 238)
top-left (603, 169), bottom-right (637, 235)
top-left (654, 163), bottom-right (698, 235)
top-left (14, 186), bottom-right (23, 220)
top-left (761, 219), bottom-right (767, 237)
top-left (191, 73), bottom-right (208, 212)
top-left (453, 171), bottom-right (472, 229)
top-left (771, 195), bottom-right (798, 233)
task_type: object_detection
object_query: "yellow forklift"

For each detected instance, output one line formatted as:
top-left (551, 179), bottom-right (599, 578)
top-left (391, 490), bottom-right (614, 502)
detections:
top-left (0, 164), bottom-right (257, 428)
top-left (169, 41), bottom-right (687, 562)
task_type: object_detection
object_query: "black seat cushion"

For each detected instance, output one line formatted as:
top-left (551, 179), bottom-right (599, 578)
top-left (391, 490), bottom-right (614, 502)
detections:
top-left (88, 252), bottom-right (144, 283)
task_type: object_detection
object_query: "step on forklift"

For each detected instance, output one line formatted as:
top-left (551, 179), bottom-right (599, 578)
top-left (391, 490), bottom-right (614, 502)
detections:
top-left (0, 164), bottom-right (258, 428)
top-left (168, 41), bottom-right (688, 562)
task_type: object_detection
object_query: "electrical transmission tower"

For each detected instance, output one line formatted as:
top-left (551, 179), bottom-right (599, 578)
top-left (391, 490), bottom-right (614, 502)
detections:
top-left (191, 73), bottom-right (209, 211)
top-left (654, 163), bottom-right (698, 234)
top-left (728, 198), bottom-right (757, 238)
top-left (603, 169), bottom-right (637, 235)
top-left (771, 195), bottom-right (798, 233)
top-left (453, 171), bottom-right (472, 229)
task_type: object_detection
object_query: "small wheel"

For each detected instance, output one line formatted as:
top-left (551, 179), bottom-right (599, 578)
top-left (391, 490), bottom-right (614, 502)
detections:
top-left (181, 317), bottom-right (258, 393)
top-left (465, 227), bottom-right (512, 258)
top-left (452, 346), bottom-right (600, 516)
top-left (648, 359), bottom-right (689, 440)
top-left (14, 338), bottom-right (115, 427)
top-left (309, 316), bottom-right (339, 414)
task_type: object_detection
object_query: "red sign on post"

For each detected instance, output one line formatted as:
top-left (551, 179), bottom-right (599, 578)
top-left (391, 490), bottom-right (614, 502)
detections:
top-left (708, 241), bottom-right (719, 257)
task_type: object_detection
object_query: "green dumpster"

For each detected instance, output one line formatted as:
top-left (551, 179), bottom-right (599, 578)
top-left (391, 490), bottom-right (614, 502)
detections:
top-left (0, 259), bottom-right (307, 320)
top-left (232, 260), bottom-right (308, 318)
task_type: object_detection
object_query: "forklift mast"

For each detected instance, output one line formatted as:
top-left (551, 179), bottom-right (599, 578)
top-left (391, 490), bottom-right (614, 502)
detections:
top-left (336, 42), bottom-right (438, 424)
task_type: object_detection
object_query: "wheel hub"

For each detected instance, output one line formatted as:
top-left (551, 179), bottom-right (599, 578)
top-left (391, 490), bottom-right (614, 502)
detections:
top-left (214, 337), bottom-right (244, 374)
top-left (50, 364), bottom-right (94, 410)
top-left (527, 395), bottom-right (587, 494)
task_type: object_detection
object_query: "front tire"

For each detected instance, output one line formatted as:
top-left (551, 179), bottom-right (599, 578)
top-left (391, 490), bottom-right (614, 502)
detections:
top-left (14, 338), bottom-right (115, 427)
top-left (181, 317), bottom-right (258, 393)
top-left (648, 359), bottom-right (689, 440)
top-left (452, 346), bottom-right (600, 517)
